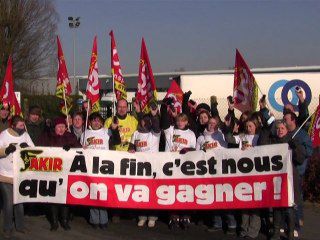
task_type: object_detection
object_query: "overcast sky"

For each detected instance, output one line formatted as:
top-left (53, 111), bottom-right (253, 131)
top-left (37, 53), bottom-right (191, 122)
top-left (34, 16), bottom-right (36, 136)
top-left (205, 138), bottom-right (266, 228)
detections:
top-left (55, 0), bottom-right (320, 76)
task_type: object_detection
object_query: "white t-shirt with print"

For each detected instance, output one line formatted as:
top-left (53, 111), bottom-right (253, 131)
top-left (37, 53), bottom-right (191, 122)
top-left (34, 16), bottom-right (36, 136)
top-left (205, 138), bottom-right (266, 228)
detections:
top-left (81, 128), bottom-right (112, 150)
top-left (196, 129), bottom-right (227, 150)
top-left (131, 131), bottom-right (160, 153)
top-left (0, 129), bottom-right (34, 177)
top-left (164, 126), bottom-right (196, 152)
top-left (234, 134), bottom-right (259, 149)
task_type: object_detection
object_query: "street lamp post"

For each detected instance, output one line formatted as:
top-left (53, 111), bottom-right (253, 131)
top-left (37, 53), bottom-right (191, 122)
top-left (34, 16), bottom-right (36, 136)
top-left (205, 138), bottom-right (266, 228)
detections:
top-left (68, 16), bottom-right (80, 95)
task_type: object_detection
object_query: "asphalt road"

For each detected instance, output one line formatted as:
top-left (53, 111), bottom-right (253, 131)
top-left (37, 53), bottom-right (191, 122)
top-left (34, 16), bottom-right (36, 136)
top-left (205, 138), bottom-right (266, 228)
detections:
top-left (0, 202), bottom-right (319, 240)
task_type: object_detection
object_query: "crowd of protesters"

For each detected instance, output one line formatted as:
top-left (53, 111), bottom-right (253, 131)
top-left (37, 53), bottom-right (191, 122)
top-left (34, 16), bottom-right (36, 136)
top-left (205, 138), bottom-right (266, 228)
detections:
top-left (0, 88), bottom-right (318, 240)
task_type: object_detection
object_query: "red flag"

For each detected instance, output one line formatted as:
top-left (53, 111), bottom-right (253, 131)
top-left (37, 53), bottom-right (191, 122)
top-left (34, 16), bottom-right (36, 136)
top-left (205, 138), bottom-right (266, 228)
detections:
top-left (56, 36), bottom-right (72, 115)
top-left (86, 36), bottom-right (100, 113)
top-left (110, 30), bottom-right (127, 101)
top-left (137, 38), bottom-right (157, 113)
top-left (233, 49), bottom-right (258, 113)
top-left (309, 104), bottom-right (320, 147)
top-left (165, 80), bottom-right (183, 113)
top-left (0, 56), bottom-right (22, 116)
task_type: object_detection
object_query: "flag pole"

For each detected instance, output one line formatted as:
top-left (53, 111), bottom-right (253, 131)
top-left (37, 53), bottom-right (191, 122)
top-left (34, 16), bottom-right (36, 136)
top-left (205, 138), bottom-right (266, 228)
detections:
top-left (255, 80), bottom-right (264, 96)
top-left (292, 109), bottom-right (316, 139)
top-left (253, 77), bottom-right (272, 111)
top-left (112, 72), bottom-right (116, 116)
top-left (82, 98), bottom-right (90, 146)
top-left (62, 86), bottom-right (70, 131)
top-left (85, 99), bottom-right (90, 131)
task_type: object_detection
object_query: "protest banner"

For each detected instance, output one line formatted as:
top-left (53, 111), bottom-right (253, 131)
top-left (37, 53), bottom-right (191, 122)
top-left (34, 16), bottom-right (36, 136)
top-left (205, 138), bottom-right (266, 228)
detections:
top-left (13, 144), bottom-right (293, 210)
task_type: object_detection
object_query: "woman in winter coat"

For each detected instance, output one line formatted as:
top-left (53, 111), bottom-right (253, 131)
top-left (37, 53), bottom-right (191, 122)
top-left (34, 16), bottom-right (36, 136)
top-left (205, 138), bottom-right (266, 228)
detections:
top-left (37, 116), bottom-right (81, 231)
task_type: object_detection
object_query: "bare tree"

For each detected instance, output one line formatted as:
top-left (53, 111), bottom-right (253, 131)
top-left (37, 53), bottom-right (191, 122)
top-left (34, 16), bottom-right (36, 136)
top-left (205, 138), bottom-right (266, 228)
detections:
top-left (0, 0), bottom-right (58, 83)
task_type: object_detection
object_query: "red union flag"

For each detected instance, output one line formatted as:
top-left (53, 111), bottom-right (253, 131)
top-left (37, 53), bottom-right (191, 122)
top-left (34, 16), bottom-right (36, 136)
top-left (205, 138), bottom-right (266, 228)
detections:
top-left (110, 30), bottom-right (127, 101)
top-left (0, 56), bottom-right (22, 116)
top-left (309, 104), bottom-right (320, 147)
top-left (56, 36), bottom-right (72, 115)
top-left (86, 36), bottom-right (100, 113)
top-left (165, 80), bottom-right (183, 113)
top-left (233, 49), bottom-right (258, 112)
top-left (137, 38), bottom-right (157, 113)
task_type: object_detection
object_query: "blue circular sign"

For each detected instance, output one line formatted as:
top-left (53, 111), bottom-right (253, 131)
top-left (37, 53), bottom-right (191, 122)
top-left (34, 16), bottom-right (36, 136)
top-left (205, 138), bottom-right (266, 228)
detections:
top-left (267, 79), bottom-right (312, 112)
top-left (281, 79), bottom-right (312, 112)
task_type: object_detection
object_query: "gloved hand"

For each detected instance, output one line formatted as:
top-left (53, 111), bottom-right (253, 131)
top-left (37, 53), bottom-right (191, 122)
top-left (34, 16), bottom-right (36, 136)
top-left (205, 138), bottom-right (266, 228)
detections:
top-left (5, 144), bottom-right (16, 155)
top-left (179, 147), bottom-right (195, 154)
top-left (179, 148), bottom-right (188, 154)
top-left (183, 91), bottom-right (192, 102)
top-left (63, 145), bottom-right (71, 151)
top-left (20, 142), bottom-right (29, 148)
top-left (162, 97), bottom-right (174, 106)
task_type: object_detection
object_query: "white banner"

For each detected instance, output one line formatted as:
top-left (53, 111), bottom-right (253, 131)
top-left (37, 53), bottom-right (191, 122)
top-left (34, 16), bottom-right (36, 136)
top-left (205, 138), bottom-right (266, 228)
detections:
top-left (13, 144), bottom-right (294, 210)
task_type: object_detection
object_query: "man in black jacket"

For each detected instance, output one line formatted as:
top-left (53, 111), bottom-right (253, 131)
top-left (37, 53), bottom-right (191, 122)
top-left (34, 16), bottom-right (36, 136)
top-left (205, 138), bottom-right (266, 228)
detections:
top-left (259, 120), bottom-right (305, 240)
top-left (25, 105), bottom-right (46, 144)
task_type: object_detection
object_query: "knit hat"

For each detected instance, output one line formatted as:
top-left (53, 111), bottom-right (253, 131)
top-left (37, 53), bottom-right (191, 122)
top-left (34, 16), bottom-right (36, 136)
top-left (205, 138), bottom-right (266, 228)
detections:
top-left (53, 117), bottom-right (66, 127)
top-left (196, 103), bottom-right (211, 113)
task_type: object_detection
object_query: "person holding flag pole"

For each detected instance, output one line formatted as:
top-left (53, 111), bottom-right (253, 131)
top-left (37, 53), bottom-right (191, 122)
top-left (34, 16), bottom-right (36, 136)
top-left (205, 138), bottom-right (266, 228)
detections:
top-left (283, 110), bottom-right (313, 238)
top-left (233, 49), bottom-right (276, 238)
top-left (104, 37), bottom-right (148, 223)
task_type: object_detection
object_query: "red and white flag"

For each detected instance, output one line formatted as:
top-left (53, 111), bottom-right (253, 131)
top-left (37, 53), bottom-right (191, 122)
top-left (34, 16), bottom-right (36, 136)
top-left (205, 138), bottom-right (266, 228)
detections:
top-left (233, 49), bottom-right (258, 113)
top-left (86, 36), bottom-right (100, 113)
top-left (165, 80), bottom-right (183, 113)
top-left (0, 56), bottom-right (22, 116)
top-left (309, 103), bottom-right (320, 148)
top-left (136, 38), bottom-right (157, 113)
top-left (110, 30), bottom-right (127, 101)
top-left (56, 36), bottom-right (72, 115)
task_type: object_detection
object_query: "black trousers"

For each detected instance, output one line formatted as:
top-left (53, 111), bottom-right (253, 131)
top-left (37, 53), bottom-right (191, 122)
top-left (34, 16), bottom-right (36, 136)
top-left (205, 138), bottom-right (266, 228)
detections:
top-left (272, 207), bottom-right (294, 240)
top-left (50, 204), bottom-right (69, 225)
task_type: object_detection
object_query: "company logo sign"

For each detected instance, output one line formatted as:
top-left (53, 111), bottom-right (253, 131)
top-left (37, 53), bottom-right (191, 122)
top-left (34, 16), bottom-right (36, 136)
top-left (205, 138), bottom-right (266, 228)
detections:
top-left (268, 79), bottom-right (312, 112)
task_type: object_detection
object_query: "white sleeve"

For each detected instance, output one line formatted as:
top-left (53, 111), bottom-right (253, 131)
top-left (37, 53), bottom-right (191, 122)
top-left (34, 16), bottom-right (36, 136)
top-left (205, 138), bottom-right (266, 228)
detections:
top-left (25, 133), bottom-right (35, 147)
top-left (164, 126), bottom-right (173, 152)
top-left (0, 132), bottom-right (7, 148)
top-left (196, 136), bottom-right (204, 150)
top-left (189, 131), bottom-right (197, 149)
top-left (163, 125), bottom-right (173, 136)
top-left (130, 131), bottom-right (137, 144)
top-left (233, 135), bottom-right (241, 144)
